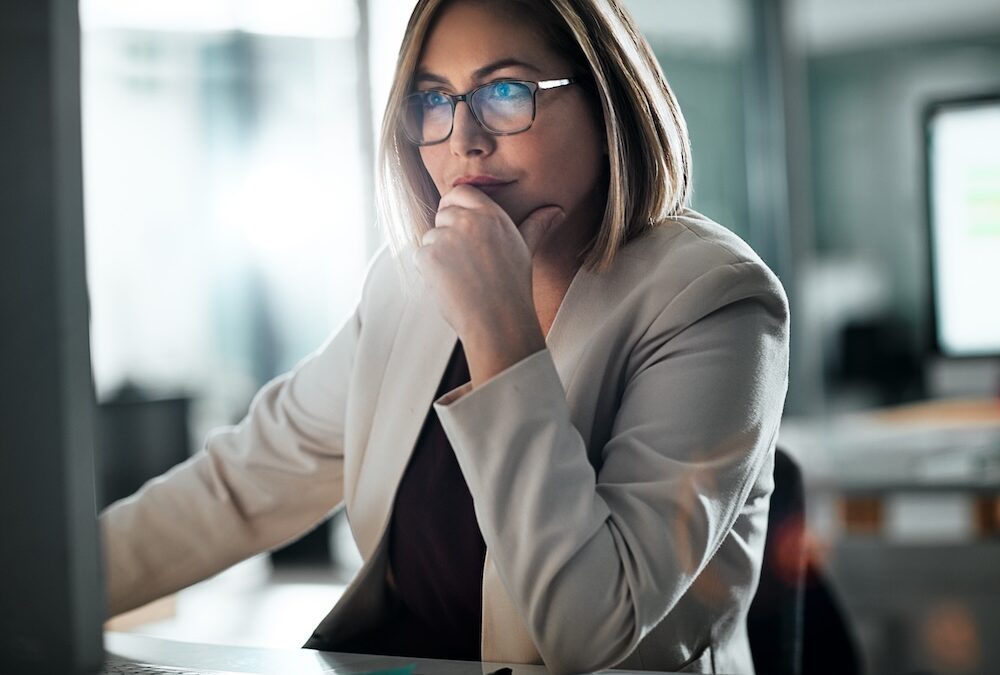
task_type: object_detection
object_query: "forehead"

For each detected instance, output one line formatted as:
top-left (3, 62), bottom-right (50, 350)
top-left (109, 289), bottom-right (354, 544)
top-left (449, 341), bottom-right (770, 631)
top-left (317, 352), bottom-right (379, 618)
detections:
top-left (417, 1), bottom-right (561, 77)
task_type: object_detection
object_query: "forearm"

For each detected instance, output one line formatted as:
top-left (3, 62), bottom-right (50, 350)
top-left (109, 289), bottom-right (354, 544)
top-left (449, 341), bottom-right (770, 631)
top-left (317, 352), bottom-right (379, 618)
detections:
top-left (102, 436), bottom-right (345, 617)
top-left (437, 351), bottom-right (656, 672)
top-left (101, 454), bottom-right (271, 616)
top-left (102, 357), bottom-right (350, 616)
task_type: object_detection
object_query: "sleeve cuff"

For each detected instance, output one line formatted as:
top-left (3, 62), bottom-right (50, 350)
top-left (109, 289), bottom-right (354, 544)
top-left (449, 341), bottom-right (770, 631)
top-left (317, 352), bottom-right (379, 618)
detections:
top-left (435, 380), bottom-right (473, 407)
top-left (433, 348), bottom-right (557, 410)
top-left (432, 348), bottom-right (571, 477)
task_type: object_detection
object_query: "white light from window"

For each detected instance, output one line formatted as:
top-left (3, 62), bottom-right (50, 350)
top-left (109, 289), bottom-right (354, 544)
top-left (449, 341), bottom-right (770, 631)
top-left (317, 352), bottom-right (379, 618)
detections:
top-left (80, 0), bottom-right (359, 39)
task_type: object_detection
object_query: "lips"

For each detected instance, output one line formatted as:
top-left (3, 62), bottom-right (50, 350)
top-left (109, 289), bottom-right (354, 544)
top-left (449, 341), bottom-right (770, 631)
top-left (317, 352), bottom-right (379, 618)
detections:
top-left (451, 175), bottom-right (515, 189)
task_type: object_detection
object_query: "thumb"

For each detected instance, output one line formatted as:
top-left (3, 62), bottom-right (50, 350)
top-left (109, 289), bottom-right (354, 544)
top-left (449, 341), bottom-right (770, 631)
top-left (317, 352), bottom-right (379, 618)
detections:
top-left (518, 206), bottom-right (565, 256)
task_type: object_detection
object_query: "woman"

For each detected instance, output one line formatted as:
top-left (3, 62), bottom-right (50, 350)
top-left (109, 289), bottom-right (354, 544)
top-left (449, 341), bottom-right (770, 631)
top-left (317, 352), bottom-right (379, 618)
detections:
top-left (102, 1), bottom-right (789, 673)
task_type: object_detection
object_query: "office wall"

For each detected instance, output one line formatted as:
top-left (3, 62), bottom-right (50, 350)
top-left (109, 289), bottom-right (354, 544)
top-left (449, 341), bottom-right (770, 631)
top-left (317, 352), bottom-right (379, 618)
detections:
top-left (653, 48), bottom-right (751, 244)
top-left (807, 35), bottom-right (1000, 349)
top-left (81, 22), bottom-right (370, 441)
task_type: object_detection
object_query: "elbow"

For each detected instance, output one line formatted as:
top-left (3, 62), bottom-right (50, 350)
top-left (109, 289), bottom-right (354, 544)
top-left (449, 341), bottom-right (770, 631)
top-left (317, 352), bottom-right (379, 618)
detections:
top-left (539, 631), bottom-right (638, 675)
top-left (524, 538), bottom-right (653, 674)
top-left (531, 599), bottom-right (642, 675)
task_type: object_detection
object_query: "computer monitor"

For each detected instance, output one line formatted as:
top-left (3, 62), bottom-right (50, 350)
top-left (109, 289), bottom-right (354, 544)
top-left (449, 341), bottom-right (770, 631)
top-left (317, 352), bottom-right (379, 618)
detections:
top-left (0, 1), bottom-right (105, 672)
top-left (924, 92), bottom-right (1000, 359)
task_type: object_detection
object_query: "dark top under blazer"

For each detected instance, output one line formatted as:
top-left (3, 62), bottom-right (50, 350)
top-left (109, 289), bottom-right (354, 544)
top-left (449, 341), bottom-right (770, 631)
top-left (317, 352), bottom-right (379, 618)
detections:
top-left (341, 342), bottom-right (485, 660)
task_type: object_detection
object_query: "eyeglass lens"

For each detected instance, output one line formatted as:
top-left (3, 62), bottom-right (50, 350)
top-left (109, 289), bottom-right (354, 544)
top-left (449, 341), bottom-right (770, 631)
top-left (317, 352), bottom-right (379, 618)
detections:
top-left (403, 81), bottom-right (535, 145)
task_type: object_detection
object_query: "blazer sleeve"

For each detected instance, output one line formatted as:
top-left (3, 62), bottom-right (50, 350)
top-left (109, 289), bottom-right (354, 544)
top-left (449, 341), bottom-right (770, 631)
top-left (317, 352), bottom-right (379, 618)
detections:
top-left (433, 260), bottom-right (790, 675)
top-left (100, 250), bottom-right (385, 618)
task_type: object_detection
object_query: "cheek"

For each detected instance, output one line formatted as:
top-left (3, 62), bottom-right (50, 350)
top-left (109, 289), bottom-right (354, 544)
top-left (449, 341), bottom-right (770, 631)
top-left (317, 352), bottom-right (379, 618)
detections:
top-left (529, 123), bottom-right (604, 202)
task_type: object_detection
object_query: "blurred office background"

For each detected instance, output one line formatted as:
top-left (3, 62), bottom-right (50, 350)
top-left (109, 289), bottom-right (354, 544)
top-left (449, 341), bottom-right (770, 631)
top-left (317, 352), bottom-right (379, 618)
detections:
top-left (80, 1), bottom-right (1000, 674)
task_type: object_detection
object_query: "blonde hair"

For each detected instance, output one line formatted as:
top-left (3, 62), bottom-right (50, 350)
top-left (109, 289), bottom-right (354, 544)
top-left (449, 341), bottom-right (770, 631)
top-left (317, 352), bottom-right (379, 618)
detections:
top-left (377, 0), bottom-right (691, 272)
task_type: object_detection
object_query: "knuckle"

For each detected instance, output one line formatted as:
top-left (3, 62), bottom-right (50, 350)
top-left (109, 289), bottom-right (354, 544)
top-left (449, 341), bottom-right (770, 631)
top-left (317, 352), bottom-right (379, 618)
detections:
top-left (435, 207), bottom-right (457, 225)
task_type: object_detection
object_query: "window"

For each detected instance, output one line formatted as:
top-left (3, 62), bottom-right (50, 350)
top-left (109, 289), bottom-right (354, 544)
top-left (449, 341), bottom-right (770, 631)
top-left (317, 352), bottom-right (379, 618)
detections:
top-left (81, 0), bottom-right (374, 439)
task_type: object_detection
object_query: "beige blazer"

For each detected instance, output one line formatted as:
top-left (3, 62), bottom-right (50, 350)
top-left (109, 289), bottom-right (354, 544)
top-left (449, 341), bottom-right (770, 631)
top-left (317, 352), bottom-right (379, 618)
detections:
top-left (102, 208), bottom-right (789, 675)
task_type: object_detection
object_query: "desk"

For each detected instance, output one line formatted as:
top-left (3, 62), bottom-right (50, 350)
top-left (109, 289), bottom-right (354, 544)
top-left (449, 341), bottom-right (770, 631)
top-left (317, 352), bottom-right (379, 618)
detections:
top-left (780, 397), bottom-right (1000, 538)
top-left (105, 633), bottom-right (680, 675)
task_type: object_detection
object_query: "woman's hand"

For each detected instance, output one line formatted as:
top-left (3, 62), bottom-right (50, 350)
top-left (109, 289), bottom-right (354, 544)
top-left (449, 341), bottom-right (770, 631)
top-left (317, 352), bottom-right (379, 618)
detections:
top-left (413, 185), bottom-right (564, 388)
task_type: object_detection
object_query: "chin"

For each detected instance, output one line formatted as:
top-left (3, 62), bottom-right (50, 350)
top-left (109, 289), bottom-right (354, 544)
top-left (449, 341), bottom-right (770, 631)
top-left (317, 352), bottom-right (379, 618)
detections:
top-left (497, 192), bottom-right (541, 227)
top-left (490, 197), bottom-right (523, 224)
top-left (509, 207), bottom-right (538, 228)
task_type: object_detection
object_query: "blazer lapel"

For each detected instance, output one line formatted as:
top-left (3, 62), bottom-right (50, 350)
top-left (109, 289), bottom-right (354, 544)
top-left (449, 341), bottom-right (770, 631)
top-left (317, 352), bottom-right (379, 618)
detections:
top-left (350, 285), bottom-right (457, 560)
top-left (543, 250), bottom-right (649, 393)
top-left (542, 263), bottom-right (596, 383)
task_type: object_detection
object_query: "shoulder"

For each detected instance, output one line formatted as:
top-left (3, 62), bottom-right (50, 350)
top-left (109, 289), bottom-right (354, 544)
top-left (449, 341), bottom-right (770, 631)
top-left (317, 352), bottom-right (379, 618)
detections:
top-left (359, 244), bottom-right (400, 298)
top-left (356, 244), bottom-right (408, 320)
top-left (615, 208), bottom-right (788, 318)
top-left (584, 209), bottom-right (788, 346)
top-left (619, 208), bottom-right (777, 285)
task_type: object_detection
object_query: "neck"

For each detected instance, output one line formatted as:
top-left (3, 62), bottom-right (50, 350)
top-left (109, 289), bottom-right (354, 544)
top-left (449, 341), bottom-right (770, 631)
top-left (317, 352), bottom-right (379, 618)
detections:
top-left (530, 225), bottom-right (590, 338)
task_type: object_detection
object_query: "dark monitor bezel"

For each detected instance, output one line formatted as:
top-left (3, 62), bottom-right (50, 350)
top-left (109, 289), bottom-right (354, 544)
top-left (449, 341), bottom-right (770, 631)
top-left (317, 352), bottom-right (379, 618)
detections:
top-left (0, 1), bottom-right (105, 672)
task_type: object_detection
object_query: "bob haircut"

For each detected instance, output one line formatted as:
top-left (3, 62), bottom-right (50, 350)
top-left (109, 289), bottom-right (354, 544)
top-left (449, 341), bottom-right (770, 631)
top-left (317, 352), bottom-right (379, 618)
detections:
top-left (377, 0), bottom-right (692, 272)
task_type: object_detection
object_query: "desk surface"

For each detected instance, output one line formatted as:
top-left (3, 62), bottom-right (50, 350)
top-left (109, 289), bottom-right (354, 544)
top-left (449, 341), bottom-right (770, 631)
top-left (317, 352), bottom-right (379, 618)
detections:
top-left (870, 397), bottom-right (1000, 425)
top-left (779, 397), bottom-right (1000, 491)
top-left (105, 633), bottom-right (679, 675)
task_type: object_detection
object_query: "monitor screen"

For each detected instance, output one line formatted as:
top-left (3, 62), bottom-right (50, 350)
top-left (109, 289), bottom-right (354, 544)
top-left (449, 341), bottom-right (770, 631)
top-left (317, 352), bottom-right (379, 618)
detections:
top-left (926, 94), bottom-right (1000, 358)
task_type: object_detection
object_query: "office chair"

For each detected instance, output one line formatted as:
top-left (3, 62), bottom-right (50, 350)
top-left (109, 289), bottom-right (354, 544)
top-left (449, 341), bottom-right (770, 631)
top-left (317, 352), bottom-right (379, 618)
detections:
top-left (747, 447), bottom-right (864, 675)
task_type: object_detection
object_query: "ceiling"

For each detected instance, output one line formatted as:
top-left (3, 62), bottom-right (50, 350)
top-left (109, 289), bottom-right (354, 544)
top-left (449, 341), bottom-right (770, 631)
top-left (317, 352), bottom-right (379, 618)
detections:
top-left (623, 0), bottom-right (1000, 53)
top-left (791, 0), bottom-right (1000, 52)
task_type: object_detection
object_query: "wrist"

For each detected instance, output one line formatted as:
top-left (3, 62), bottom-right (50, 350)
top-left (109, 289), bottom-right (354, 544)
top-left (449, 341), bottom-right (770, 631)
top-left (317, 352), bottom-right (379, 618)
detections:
top-left (460, 309), bottom-right (545, 389)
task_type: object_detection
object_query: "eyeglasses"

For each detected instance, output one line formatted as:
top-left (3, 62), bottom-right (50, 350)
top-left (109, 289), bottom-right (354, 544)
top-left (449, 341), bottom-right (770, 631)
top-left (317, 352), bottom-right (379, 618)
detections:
top-left (401, 78), bottom-right (577, 146)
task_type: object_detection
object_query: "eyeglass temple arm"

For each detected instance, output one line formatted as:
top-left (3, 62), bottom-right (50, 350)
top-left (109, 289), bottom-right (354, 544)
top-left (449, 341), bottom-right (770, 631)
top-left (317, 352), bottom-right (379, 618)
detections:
top-left (538, 78), bottom-right (574, 90)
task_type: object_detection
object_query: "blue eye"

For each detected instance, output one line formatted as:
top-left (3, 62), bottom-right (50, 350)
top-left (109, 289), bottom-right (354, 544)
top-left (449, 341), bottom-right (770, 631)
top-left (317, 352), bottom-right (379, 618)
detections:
top-left (485, 81), bottom-right (531, 103)
top-left (422, 91), bottom-right (449, 108)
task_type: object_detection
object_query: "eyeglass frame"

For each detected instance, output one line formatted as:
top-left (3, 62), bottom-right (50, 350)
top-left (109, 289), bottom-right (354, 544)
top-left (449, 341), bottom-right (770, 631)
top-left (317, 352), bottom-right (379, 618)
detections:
top-left (401, 77), bottom-right (577, 146)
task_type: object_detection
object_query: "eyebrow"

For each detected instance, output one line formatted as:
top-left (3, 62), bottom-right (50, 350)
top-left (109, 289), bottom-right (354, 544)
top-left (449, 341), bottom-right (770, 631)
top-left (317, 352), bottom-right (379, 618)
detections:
top-left (414, 58), bottom-right (542, 87)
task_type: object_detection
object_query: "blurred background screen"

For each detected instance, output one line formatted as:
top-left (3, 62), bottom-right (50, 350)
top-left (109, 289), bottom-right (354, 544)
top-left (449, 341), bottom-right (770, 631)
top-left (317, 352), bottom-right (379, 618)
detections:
top-left (926, 95), bottom-right (1000, 358)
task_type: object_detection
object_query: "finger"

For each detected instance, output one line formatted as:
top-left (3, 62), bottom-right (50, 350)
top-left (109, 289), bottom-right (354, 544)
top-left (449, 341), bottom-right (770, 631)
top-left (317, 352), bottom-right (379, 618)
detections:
top-left (438, 184), bottom-right (498, 212)
top-left (433, 205), bottom-right (469, 229)
top-left (420, 225), bottom-right (447, 247)
top-left (518, 206), bottom-right (565, 256)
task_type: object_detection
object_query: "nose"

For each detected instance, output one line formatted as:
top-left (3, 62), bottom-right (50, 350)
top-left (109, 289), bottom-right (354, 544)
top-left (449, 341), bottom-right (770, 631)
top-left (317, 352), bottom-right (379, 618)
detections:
top-left (449, 100), bottom-right (494, 157)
